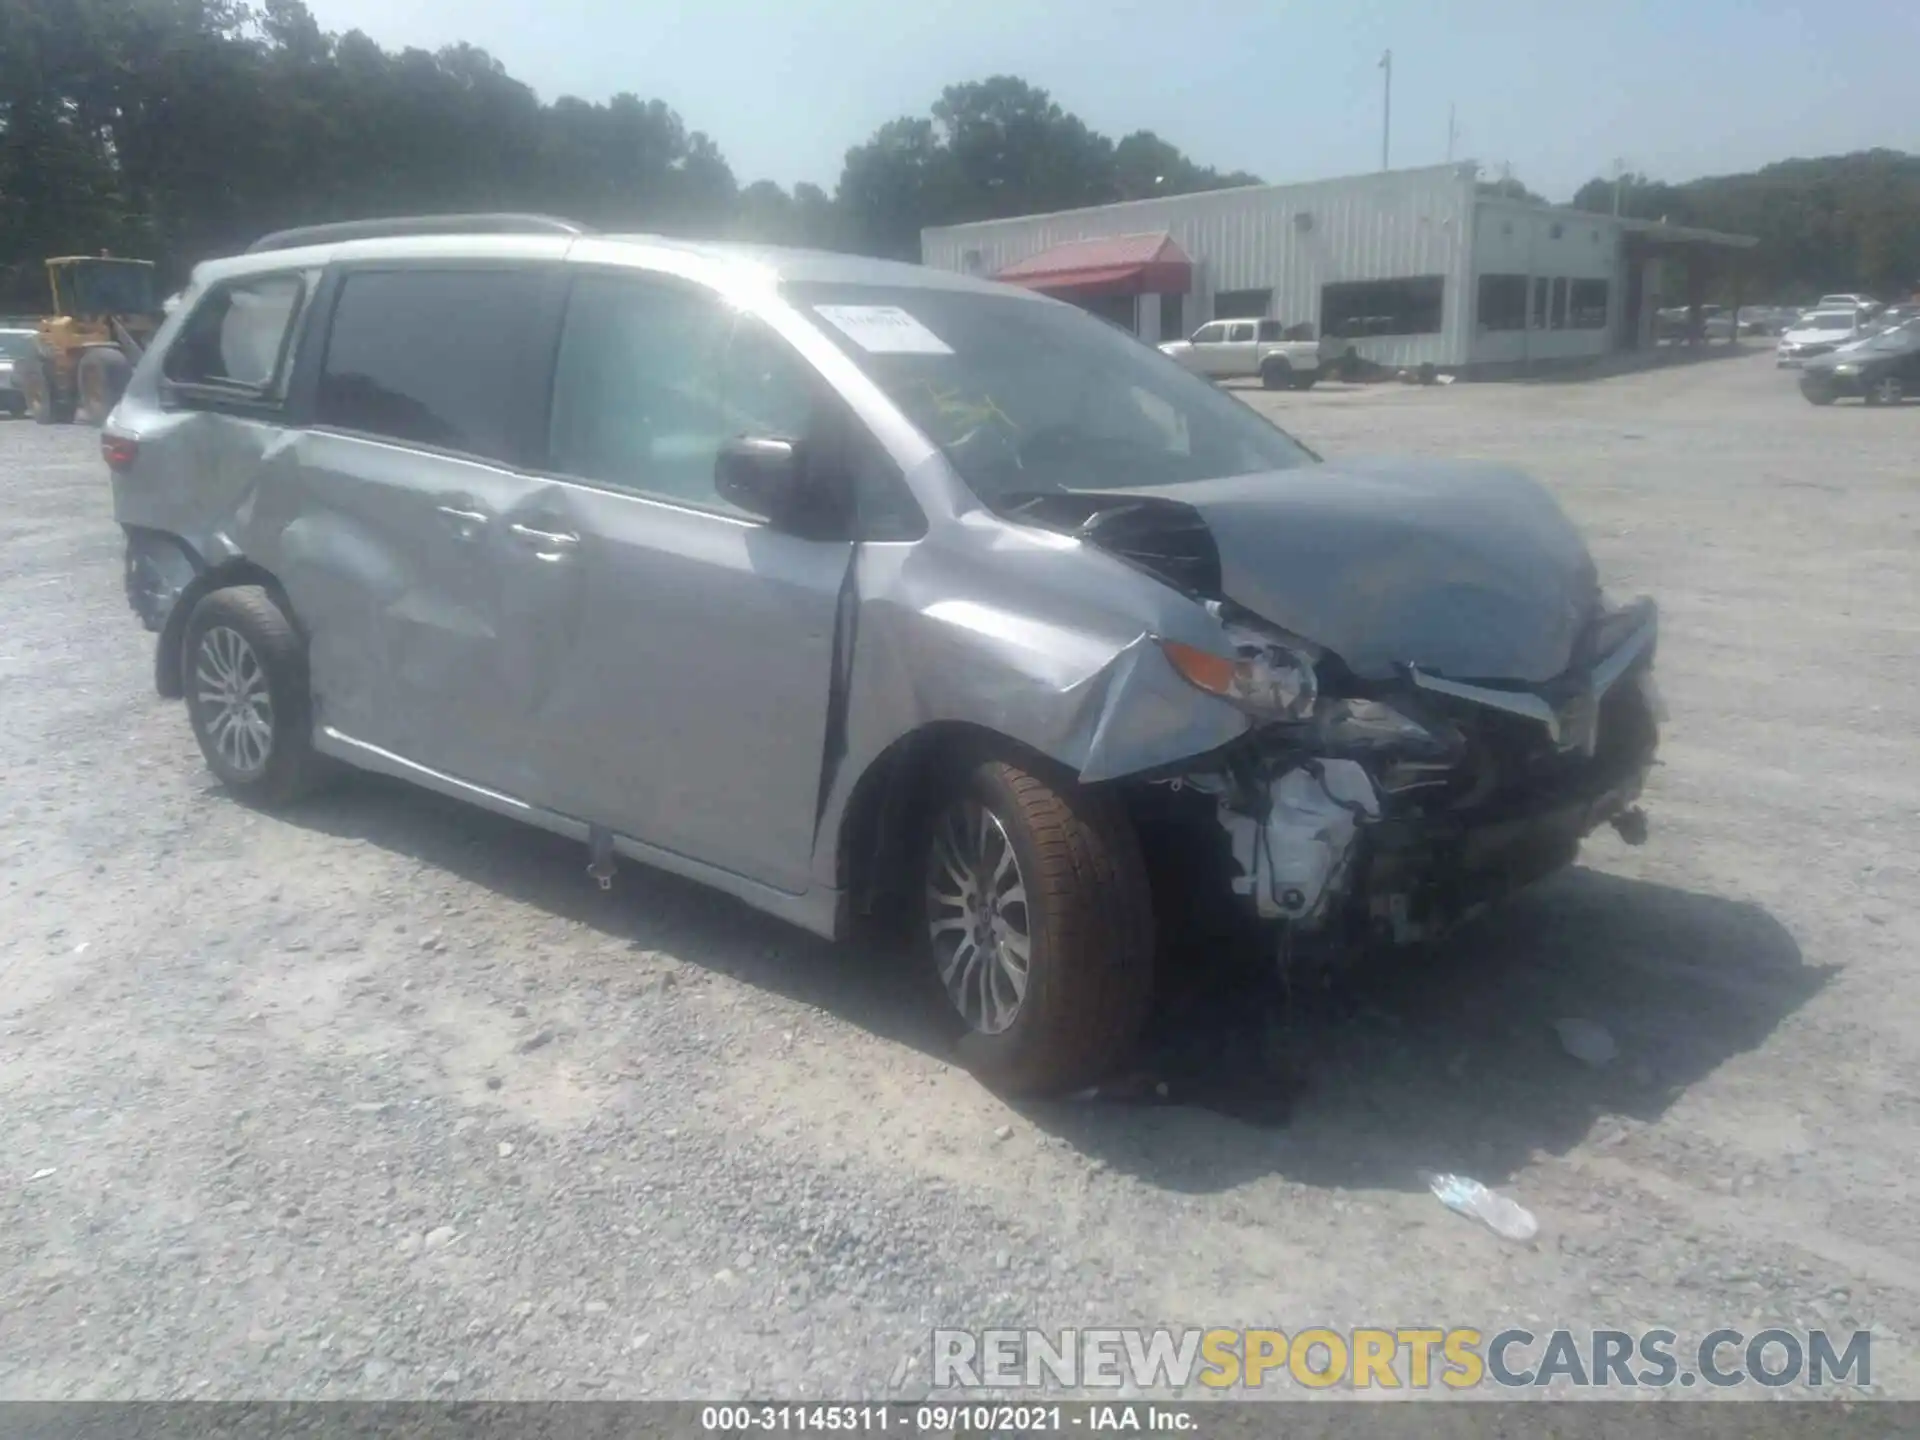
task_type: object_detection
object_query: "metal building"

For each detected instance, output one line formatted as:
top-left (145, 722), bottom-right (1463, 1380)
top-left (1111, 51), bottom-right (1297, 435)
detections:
top-left (921, 163), bottom-right (1755, 373)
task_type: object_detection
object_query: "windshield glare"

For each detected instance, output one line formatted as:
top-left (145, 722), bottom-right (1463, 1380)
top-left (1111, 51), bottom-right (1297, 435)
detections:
top-left (786, 283), bottom-right (1315, 506)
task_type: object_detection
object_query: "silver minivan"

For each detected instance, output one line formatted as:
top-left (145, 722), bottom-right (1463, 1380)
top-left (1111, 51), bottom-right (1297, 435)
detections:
top-left (107, 215), bottom-right (1661, 1096)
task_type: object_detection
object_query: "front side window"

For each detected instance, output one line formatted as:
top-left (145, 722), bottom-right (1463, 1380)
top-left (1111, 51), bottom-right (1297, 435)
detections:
top-left (316, 268), bottom-right (546, 463)
top-left (788, 282), bottom-right (1316, 510)
top-left (165, 275), bottom-right (304, 393)
top-left (1191, 322), bottom-right (1228, 344)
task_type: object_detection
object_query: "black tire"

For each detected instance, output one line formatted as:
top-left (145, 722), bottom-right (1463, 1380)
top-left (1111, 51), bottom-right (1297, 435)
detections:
top-left (1800, 376), bottom-right (1837, 406)
top-left (920, 755), bottom-right (1154, 1097)
top-left (181, 585), bottom-right (326, 807)
top-left (27, 359), bottom-right (65, 425)
top-left (76, 347), bottom-right (131, 427)
top-left (1259, 357), bottom-right (1293, 391)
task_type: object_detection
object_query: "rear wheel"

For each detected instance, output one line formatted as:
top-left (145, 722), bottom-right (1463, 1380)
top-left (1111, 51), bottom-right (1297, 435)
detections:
top-left (182, 585), bottom-right (327, 807)
top-left (921, 756), bottom-right (1154, 1096)
top-left (76, 348), bottom-right (131, 426)
top-left (1259, 357), bottom-right (1294, 391)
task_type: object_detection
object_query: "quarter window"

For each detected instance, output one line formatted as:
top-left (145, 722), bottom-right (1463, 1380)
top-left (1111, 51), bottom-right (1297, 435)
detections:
top-left (165, 275), bottom-right (304, 393)
top-left (315, 268), bottom-right (546, 463)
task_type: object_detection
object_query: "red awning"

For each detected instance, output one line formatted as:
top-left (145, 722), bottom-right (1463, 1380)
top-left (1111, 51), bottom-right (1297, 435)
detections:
top-left (994, 232), bottom-right (1192, 298)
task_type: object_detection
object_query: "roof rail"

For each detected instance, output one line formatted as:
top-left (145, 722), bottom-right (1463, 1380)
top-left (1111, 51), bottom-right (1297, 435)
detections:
top-left (246, 213), bottom-right (593, 254)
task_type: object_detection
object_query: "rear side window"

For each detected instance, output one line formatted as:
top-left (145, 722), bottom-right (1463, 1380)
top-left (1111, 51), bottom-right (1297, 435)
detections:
top-left (165, 275), bottom-right (303, 392)
top-left (316, 269), bottom-right (545, 463)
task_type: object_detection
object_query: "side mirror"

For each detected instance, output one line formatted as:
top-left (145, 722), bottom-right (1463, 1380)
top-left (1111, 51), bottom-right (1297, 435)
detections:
top-left (715, 436), bottom-right (802, 523)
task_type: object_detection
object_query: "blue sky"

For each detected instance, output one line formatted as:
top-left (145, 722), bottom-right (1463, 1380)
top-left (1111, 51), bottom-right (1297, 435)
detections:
top-left (303, 0), bottom-right (1918, 201)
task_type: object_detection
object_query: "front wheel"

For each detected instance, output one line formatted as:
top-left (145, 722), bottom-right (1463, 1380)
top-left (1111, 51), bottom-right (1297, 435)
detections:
top-left (25, 360), bottom-right (70, 425)
top-left (921, 757), bottom-right (1154, 1096)
top-left (1799, 376), bottom-right (1838, 406)
top-left (182, 585), bottom-right (327, 807)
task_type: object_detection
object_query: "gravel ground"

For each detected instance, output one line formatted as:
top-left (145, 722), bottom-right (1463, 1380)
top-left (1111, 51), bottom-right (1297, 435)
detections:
top-left (2, 350), bottom-right (1916, 1401)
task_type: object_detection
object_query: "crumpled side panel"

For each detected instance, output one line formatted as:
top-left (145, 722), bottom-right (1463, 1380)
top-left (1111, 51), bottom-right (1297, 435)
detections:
top-left (811, 520), bottom-right (1249, 889)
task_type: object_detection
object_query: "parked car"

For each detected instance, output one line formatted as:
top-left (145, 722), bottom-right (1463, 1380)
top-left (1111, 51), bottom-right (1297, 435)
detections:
top-left (1776, 309), bottom-right (1871, 366)
top-left (1160, 317), bottom-right (1326, 389)
top-left (106, 217), bottom-right (1662, 1096)
top-left (1816, 293), bottom-right (1880, 315)
top-left (1799, 318), bottom-right (1920, 405)
top-left (0, 327), bottom-right (37, 416)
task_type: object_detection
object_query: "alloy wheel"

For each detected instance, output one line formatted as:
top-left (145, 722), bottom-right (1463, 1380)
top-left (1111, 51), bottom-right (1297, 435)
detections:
top-left (925, 799), bottom-right (1032, 1035)
top-left (1870, 376), bottom-right (1904, 405)
top-left (194, 624), bottom-right (275, 775)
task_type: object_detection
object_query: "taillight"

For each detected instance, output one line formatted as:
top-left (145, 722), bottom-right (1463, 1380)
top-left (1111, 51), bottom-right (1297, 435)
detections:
top-left (102, 434), bottom-right (138, 473)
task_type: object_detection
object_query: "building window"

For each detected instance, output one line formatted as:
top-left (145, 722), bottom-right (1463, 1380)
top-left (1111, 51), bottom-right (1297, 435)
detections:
top-left (1549, 277), bottom-right (1569, 330)
top-left (1159, 293), bottom-right (1185, 342)
top-left (1320, 276), bottom-right (1444, 339)
top-left (1476, 274), bottom-right (1528, 332)
top-left (1074, 293), bottom-right (1137, 332)
top-left (1212, 288), bottom-right (1271, 319)
top-left (1531, 276), bottom-right (1549, 329)
top-left (1569, 279), bottom-right (1609, 329)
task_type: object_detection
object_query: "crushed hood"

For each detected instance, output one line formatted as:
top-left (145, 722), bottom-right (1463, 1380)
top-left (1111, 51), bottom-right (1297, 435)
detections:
top-left (1125, 458), bottom-right (1600, 683)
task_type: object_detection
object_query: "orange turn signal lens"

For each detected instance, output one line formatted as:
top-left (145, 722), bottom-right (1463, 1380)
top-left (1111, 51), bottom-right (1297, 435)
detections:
top-left (1160, 640), bottom-right (1237, 697)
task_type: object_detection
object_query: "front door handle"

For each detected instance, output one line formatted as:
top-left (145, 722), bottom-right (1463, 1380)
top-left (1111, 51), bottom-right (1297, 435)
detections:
top-left (508, 521), bottom-right (581, 553)
top-left (434, 504), bottom-right (490, 541)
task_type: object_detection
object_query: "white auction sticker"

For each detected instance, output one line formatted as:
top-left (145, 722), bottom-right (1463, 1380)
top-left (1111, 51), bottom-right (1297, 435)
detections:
top-left (812, 304), bottom-right (954, 355)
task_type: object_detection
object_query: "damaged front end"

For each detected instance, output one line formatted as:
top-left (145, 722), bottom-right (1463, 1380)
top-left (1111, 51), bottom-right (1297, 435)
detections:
top-left (1161, 596), bottom-right (1661, 956)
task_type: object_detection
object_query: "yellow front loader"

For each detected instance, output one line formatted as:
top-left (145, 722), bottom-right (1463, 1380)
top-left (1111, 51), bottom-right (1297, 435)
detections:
top-left (18, 255), bottom-right (162, 427)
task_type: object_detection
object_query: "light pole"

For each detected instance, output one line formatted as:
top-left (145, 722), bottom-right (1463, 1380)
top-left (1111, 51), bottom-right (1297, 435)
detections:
top-left (1379, 50), bottom-right (1392, 171)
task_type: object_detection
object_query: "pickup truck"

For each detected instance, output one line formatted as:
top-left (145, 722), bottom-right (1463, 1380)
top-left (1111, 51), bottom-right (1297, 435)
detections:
top-left (1159, 317), bottom-right (1326, 390)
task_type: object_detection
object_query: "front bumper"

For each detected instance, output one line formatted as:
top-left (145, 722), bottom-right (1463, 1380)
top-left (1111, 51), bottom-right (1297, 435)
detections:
top-left (1777, 343), bottom-right (1836, 367)
top-left (1211, 605), bottom-right (1660, 948)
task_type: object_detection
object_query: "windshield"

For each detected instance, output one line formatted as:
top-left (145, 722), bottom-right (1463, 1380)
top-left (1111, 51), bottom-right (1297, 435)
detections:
top-left (0, 330), bottom-right (34, 359)
top-left (1800, 312), bottom-right (1854, 332)
top-left (1863, 320), bottom-right (1920, 351)
top-left (785, 282), bottom-right (1316, 506)
top-left (61, 261), bottom-right (156, 316)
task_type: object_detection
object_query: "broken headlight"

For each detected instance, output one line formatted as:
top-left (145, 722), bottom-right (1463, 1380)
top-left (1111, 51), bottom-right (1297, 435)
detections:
top-left (1312, 698), bottom-right (1445, 751)
top-left (1161, 636), bottom-right (1318, 721)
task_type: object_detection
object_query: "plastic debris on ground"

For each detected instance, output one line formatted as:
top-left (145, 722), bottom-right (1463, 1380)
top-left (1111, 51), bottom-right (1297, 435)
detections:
top-left (1426, 1172), bottom-right (1540, 1241)
top-left (1554, 1017), bottom-right (1619, 1068)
